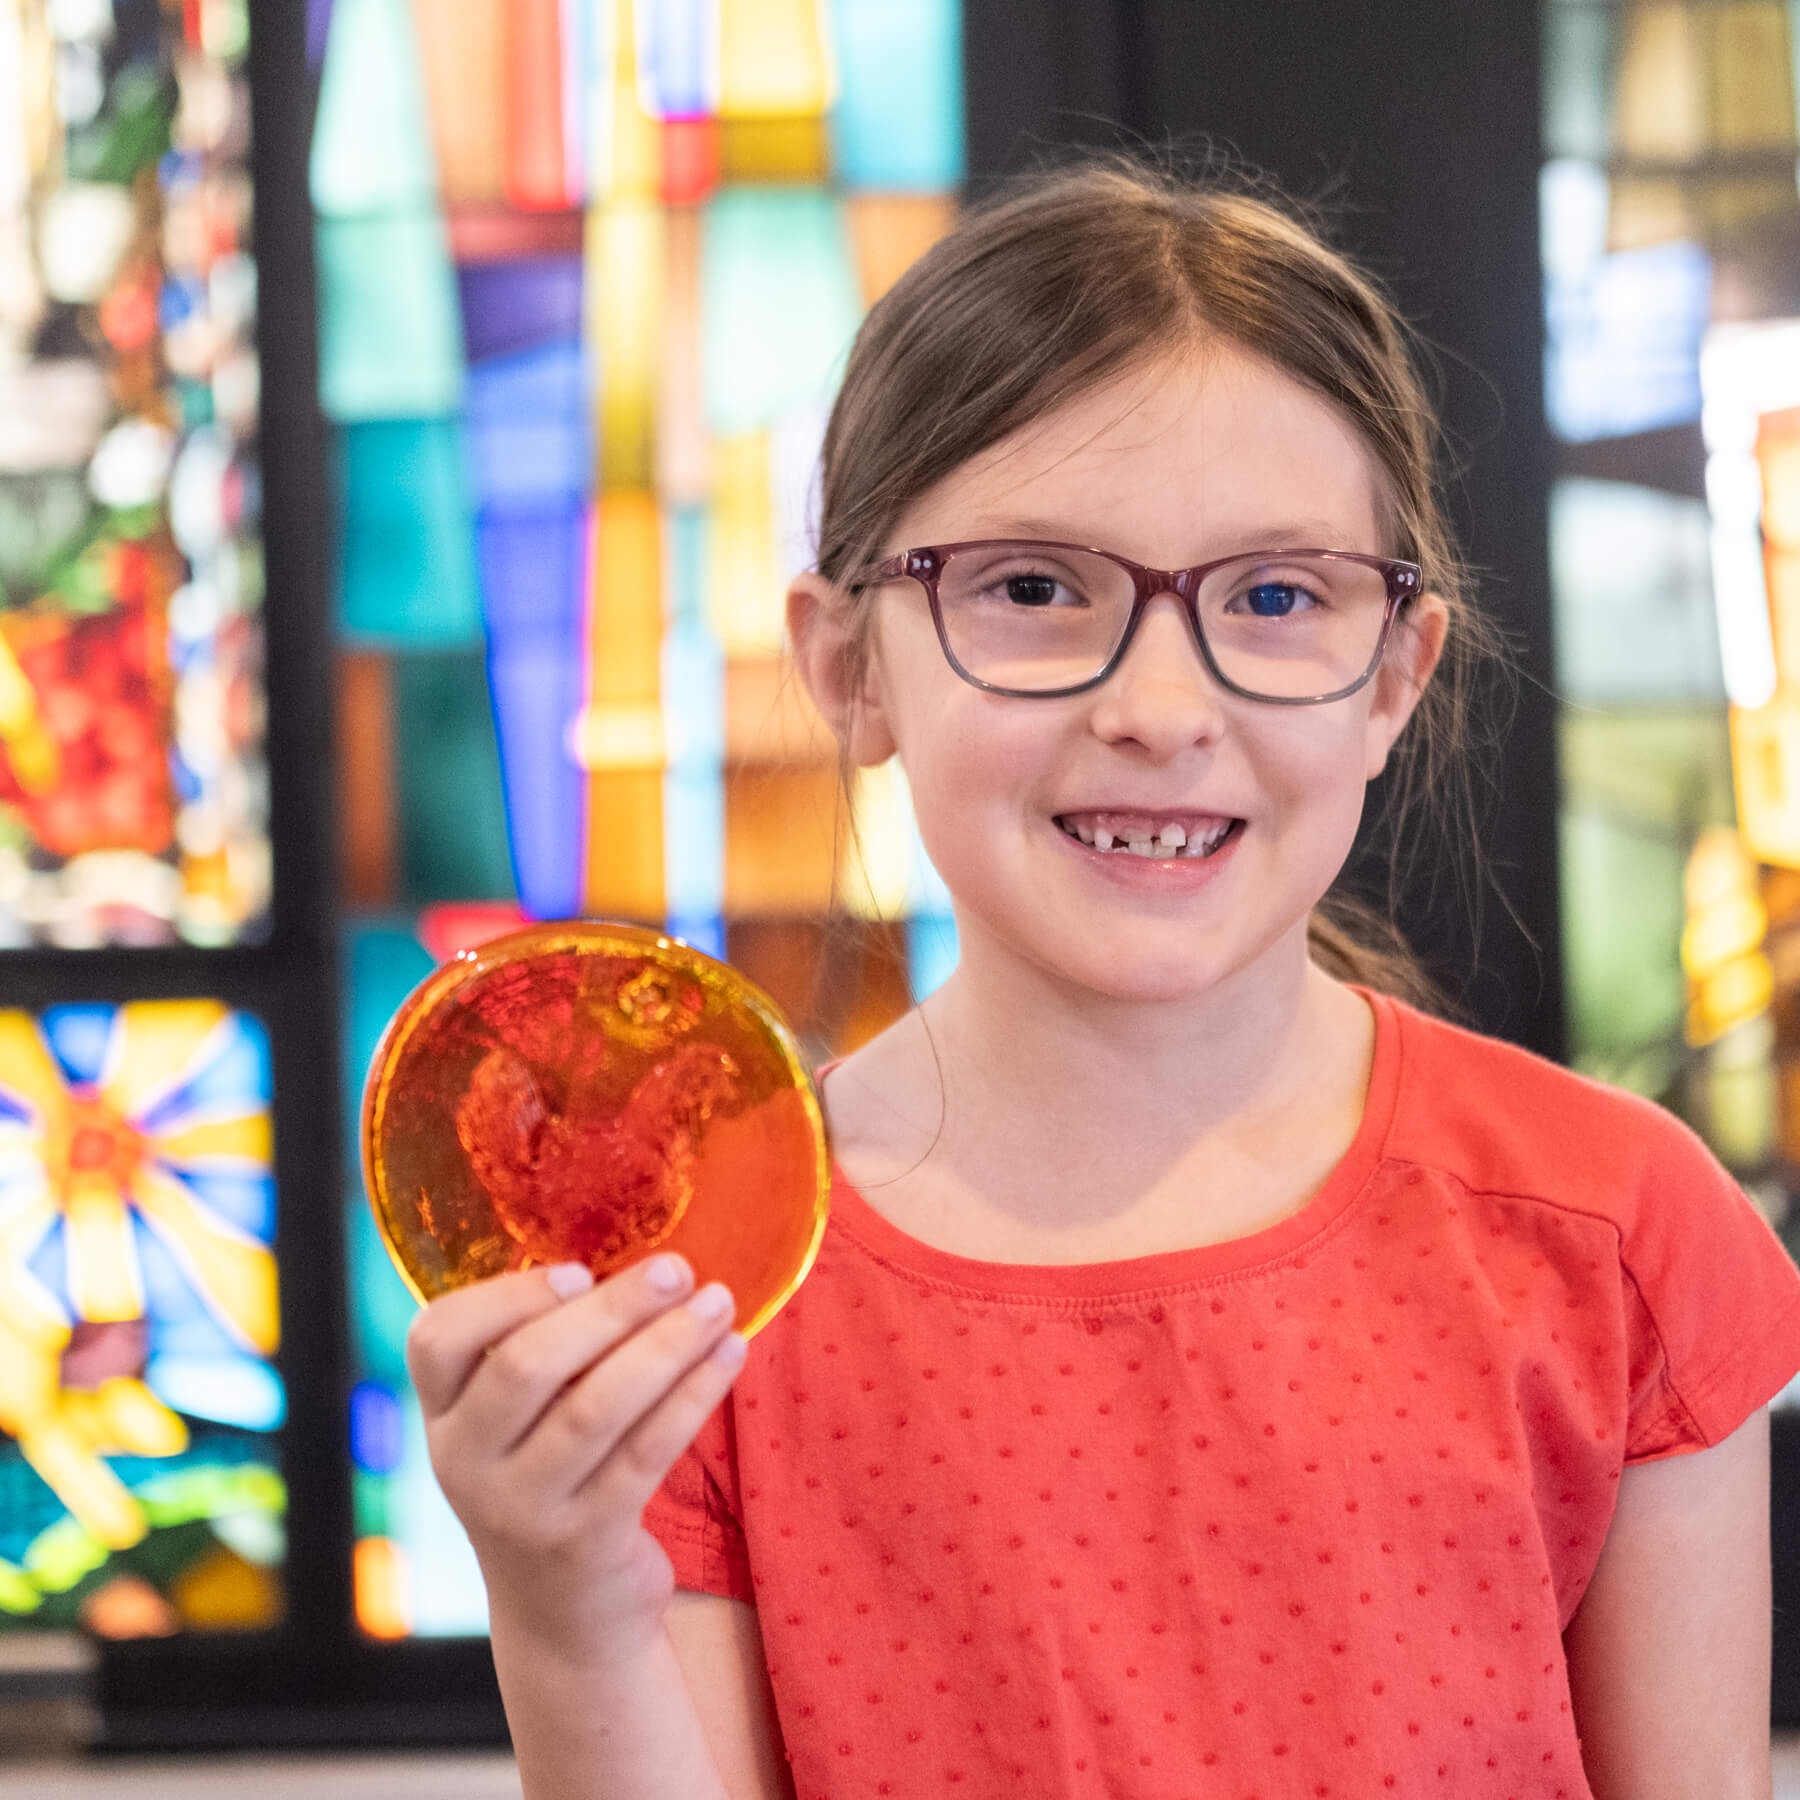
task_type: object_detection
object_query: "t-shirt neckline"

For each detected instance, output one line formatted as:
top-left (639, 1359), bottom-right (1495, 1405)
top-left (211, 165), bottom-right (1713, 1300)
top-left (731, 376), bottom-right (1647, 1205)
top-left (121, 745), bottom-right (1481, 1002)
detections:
top-left (820, 986), bottom-right (1403, 1301)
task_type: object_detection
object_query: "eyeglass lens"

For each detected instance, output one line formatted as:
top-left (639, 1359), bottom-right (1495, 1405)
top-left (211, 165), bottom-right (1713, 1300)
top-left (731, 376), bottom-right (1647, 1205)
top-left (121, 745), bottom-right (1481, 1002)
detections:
top-left (931, 544), bottom-right (1392, 698)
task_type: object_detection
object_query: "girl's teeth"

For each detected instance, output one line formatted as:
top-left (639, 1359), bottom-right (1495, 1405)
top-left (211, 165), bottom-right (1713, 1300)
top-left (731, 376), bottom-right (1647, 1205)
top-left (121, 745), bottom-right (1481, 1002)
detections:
top-left (1061, 818), bottom-right (1235, 858)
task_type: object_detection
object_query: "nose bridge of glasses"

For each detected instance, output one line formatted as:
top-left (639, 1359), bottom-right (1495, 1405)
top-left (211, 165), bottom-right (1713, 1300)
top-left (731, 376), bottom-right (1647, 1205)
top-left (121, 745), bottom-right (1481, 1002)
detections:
top-left (1111, 573), bottom-right (1220, 689)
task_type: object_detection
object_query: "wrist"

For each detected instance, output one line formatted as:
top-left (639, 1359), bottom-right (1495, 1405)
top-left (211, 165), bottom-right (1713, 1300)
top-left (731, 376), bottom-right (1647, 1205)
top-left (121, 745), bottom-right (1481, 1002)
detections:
top-left (485, 1583), bottom-right (667, 1684)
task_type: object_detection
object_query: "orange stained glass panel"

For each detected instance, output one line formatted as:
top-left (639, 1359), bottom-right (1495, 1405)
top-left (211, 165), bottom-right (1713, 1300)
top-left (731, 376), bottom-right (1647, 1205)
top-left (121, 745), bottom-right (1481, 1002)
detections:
top-left (725, 655), bottom-right (837, 767)
top-left (717, 115), bottom-right (831, 183)
top-left (353, 1535), bottom-right (409, 1639)
top-left (581, 768), bottom-right (665, 920)
top-left (724, 765), bottom-right (840, 914)
top-left (589, 202), bottom-right (664, 488)
top-left (337, 649), bottom-right (396, 908)
top-left (1761, 407), bottom-right (1800, 549)
top-left (1763, 550), bottom-right (1800, 694)
top-left (504, 0), bottom-right (568, 209)
top-left (170, 1545), bottom-right (281, 1630)
top-left (726, 919), bottom-right (829, 1037)
top-left (834, 920), bottom-right (915, 1054)
top-left (580, 493), bottom-right (665, 919)
top-left (656, 206), bottom-right (709, 505)
top-left (410, 0), bottom-right (506, 205)
top-left (586, 492), bottom-right (662, 708)
top-left (845, 193), bottom-right (958, 304)
top-left (718, 0), bottom-right (833, 117)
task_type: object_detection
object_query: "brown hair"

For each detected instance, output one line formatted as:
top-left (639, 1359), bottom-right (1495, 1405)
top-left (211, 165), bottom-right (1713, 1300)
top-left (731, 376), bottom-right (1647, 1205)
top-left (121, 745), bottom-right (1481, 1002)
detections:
top-left (815, 156), bottom-right (1509, 1011)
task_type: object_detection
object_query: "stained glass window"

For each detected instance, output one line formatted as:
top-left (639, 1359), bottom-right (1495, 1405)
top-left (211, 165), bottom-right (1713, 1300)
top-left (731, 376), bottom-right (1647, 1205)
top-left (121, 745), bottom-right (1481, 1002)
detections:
top-left (0, 0), bottom-right (268, 949)
top-left (0, 1000), bottom-right (283, 1636)
top-left (311, 0), bottom-right (966, 1639)
top-left (1541, 0), bottom-right (1800, 1229)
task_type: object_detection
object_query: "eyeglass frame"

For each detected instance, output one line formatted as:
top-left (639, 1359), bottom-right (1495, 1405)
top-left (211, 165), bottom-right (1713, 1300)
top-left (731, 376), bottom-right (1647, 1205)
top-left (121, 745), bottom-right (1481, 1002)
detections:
top-left (849, 539), bottom-right (1424, 706)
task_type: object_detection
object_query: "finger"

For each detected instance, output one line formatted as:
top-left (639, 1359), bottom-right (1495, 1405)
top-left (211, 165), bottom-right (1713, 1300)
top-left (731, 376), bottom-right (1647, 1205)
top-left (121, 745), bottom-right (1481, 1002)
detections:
top-left (592, 1327), bottom-right (748, 1520)
top-left (406, 1263), bottom-right (596, 1417)
top-left (453, 1253), bottom-right (699, 1452)
top-left (507, 1281), bottom-right (740, 1497)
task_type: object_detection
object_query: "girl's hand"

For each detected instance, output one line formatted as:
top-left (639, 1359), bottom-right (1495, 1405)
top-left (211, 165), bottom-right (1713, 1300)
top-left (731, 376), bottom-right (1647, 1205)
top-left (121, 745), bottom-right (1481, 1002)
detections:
top-left (406, 1254), bottom-right (745, 1666)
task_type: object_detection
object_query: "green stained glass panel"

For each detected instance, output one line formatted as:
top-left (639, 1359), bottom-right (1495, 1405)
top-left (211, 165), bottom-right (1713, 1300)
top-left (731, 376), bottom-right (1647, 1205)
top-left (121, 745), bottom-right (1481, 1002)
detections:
top-left (700, 188), bottom-right (865, 435)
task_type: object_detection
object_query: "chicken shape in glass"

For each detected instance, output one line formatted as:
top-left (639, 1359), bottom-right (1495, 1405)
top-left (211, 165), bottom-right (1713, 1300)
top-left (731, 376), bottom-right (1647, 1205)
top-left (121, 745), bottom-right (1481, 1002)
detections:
top-left (362, 924), bottom-right (829, 1338)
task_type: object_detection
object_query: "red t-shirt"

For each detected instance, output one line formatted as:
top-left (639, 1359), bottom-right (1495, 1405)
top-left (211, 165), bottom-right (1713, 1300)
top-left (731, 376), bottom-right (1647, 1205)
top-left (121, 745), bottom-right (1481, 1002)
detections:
top-left (644, 991), bottom-right (1800, 1800)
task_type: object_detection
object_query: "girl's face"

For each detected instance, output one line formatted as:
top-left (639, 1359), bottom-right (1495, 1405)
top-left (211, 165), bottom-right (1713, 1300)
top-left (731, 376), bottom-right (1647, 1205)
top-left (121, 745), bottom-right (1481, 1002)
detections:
top-left (794, 341), bottom-right (1447, 1009)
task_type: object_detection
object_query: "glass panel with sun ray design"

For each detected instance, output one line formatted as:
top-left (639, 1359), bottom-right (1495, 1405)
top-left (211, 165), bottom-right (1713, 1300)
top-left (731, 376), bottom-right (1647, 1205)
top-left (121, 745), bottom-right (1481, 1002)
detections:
top-left (0, 1000), bottom-right (282, 1636)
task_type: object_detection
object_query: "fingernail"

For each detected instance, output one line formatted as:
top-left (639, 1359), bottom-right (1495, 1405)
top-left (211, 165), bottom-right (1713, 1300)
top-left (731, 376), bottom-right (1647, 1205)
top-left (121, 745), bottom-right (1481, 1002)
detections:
top-left (688, 1282), bottom-right (733, 1321)
top-left (712, 1332), bottom-right (747, 1370)
top-left (644, 1254), bottom-right (688, 1294)
top-left (545, 1263), bottom-right (593, 1300)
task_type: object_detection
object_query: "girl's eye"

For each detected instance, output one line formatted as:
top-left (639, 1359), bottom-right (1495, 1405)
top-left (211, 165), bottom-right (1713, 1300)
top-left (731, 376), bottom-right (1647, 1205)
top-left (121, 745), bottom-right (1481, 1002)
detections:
top-left (1234, 580), bottom-right (1320, 618)
top-left (986, 571), bottom-right (1085, 608)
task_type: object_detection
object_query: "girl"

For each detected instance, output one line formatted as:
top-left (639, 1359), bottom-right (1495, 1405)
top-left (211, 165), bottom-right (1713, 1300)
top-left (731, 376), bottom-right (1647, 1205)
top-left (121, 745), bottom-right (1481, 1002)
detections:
top-left (406, 162), bottom-right (1800, 1800)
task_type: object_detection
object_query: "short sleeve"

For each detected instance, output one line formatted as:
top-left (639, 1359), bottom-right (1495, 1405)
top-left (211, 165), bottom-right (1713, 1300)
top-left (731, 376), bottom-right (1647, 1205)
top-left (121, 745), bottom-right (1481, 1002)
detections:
top-left (1621, 1115), bottom-right (1800, 1463)
top-left (640, 1395), bottom-right (755, 1602)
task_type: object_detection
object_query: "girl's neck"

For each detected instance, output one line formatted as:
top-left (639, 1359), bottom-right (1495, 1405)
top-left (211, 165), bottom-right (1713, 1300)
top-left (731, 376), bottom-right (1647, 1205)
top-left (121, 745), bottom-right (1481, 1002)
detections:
top-left (824, 923), bottom-right (1378, 1258)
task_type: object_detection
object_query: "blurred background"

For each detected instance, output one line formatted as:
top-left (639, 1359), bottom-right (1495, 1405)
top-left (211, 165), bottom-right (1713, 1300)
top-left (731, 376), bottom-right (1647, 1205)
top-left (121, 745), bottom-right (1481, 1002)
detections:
top-left (3, 0), bottom-right (1800, 1773)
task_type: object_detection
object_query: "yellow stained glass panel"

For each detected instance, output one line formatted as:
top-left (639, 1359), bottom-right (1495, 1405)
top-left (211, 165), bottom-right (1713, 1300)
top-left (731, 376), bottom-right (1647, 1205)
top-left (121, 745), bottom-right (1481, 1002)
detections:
top-left (718, 0), bottom-right (834, 118)
top-left (708, 433), bottom-right (782, 656)
top-left (588, 202), bottom-right (664, 487)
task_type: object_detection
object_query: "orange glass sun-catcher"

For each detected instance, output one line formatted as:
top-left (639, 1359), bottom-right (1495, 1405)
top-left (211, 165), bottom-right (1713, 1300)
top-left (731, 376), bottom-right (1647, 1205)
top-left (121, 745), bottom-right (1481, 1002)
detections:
top-left (362, 923), bottom-right (830, 1337)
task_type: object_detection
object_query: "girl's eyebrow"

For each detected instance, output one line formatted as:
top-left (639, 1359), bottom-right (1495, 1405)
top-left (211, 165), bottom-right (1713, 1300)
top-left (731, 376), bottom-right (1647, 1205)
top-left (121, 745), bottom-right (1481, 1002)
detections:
top-left (961, 517), bottom-right (1368, 555)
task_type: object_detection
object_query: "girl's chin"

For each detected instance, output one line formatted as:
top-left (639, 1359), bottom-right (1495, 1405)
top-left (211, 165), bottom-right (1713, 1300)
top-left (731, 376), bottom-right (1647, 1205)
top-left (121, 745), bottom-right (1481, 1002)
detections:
top-left (1029, 938), bottom-right (1271, 1007)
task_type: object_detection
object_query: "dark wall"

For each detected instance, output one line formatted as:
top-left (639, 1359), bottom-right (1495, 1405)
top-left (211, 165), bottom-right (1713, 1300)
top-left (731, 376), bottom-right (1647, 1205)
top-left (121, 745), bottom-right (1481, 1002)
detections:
top-left (965, 0), bottom-right (1563, 1060)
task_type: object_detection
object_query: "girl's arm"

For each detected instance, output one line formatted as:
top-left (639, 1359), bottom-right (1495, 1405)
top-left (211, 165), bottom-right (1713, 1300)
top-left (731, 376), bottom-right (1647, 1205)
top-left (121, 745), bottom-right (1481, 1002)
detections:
top-left (665, 1591), bottom-right (798, 1799)
top-left (406, 1258), bottom-right (758, 1800)
top-left (1561, 1405), bottom-right (1773, 1800)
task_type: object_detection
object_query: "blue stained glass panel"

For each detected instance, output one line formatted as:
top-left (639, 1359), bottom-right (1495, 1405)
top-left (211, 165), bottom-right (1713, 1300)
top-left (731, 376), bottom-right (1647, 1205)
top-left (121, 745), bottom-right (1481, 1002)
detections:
top-left (458, 257), bottom-right (586, 363)
top-left (830, 0), bottom-right (965, 190)
top-left (39, 1006), bottom-right (114, 1086)
top-left (907, 911), bottom-right (959, 1002)
top-left (465, 341), bottom-right (593, 511)
top-left (478, 504), bottom-right (590, 919)
top-left (146, 1355), bottom-right (286, 1433)
top-left (136, 1014), bottom-right (272, 1135)
top-left (349, 1381), bottom-right (404, 1476)
top-left (637, 0), bottom-right (718, 118)
top-left (1544, 240), bottom-right (1712, 443)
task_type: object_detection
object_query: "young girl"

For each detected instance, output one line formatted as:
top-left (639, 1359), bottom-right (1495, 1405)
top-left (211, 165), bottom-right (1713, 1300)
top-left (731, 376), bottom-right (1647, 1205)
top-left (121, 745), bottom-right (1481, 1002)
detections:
top-left (405, 162), bottom-right (1800, 1800)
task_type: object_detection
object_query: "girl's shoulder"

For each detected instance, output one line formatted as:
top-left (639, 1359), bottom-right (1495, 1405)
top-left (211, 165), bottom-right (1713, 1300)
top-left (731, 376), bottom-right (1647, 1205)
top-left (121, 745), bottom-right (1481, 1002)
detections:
top-left (1375, 990), bottom-right (1744, 1232)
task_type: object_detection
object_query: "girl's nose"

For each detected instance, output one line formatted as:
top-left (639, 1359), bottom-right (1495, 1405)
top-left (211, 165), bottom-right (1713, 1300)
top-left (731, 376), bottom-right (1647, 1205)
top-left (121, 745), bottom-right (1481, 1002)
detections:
top-left (1087, 592), bottom-right (1225, 754)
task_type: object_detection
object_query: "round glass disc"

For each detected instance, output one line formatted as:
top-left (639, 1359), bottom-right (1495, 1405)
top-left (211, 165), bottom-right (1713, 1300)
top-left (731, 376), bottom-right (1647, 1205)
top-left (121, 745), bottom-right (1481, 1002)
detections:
top-left (362, 922), bottom-right (829, 1338)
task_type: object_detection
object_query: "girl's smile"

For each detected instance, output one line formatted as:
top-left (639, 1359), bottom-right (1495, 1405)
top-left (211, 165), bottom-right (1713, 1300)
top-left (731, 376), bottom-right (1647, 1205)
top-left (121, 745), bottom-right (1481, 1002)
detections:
top-left (1051, 809), bottom-right (1246, 892)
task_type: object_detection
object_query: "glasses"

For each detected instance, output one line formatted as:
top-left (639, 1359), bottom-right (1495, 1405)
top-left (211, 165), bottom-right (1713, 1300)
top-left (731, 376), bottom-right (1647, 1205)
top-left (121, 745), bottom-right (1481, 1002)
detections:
top-left (852, 540), bottom-right (1422, 704)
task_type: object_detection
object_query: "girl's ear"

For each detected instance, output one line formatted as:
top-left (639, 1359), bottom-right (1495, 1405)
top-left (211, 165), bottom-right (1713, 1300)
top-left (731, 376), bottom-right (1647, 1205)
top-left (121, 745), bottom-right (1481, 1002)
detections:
top-left (787, 572), bottom-right (898, 768)
top-left (1363, 592), bottom-right (1449, 779)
